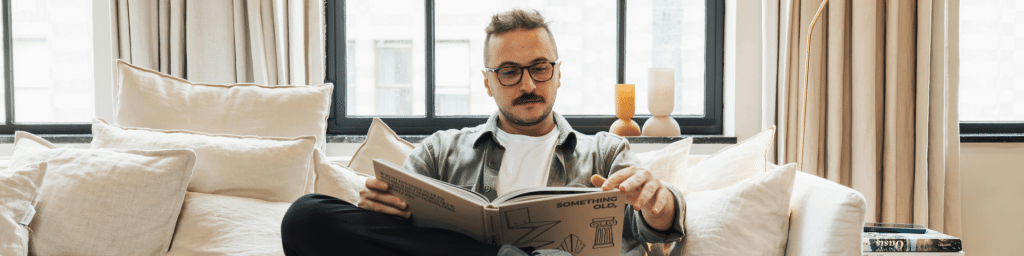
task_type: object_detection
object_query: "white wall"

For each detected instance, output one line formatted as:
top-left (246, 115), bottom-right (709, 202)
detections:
top-left (959, 142), bottom-right (1024, 256)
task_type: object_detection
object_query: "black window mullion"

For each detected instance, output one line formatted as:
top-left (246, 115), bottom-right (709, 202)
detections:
top-left (3, 0), bottom-right (13, 125)
top-left (616, 0), bottom-right (626, 84)
top-left (325, 0), bottom-right (345, 131)
top-left (425, 0), bottom-right (435, 119)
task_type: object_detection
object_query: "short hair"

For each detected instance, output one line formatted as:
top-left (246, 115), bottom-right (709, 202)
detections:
top-left (483, 8), bottom-right (558, 65)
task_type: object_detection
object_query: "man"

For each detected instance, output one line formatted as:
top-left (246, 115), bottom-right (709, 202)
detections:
top-left (281, 9), bottom-right (685, 256)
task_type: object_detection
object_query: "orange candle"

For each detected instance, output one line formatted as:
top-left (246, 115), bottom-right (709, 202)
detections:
top-left (615, 84), bottom-right (635, 120)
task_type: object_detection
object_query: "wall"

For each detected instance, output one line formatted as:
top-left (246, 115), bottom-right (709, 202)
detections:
top-left (959, 142), bottom-right (1024, 256)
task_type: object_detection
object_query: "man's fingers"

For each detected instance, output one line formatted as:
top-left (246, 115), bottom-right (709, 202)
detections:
top-left (359, 200), bottom-right (410, 218)
top-left (651, 187), bottom-right (671, 215)
top-left (601, 167), bottom-right (638, 190)
top-left (590, 175), bottom-right (607, 189)
top-left (618, 170), bottom-right (651, 192)
top-left (365, 177), bottom-right (389, 191)
top-left (634, 181), bottom-right (660, 211)
top-left (368, 193), bottom-right (408, 211)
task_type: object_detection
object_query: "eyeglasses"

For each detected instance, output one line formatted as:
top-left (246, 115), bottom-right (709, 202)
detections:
top-left (483, 61), bottom-right (560, 86)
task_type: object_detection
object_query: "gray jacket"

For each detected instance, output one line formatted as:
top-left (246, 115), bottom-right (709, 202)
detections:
top-left (403, 112), bottom-right (686, 255)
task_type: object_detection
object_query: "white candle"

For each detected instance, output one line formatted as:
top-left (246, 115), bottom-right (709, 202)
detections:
top-left (648, 68), bottom-right (675, 116)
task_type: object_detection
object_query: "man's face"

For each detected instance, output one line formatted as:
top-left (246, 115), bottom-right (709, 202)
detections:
top-left (483, 28), bottom-right (560, 127)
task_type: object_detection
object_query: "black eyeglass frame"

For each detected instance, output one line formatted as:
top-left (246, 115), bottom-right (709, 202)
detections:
top-left (482, 60), bottom-right (561, 86)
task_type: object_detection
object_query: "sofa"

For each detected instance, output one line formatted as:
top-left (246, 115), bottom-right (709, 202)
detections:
top-left (0, 60), bottom-right (866, 256)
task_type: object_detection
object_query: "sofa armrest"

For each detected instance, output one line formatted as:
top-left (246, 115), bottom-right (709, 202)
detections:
top-left (785, 171), bottom-right (866, 256)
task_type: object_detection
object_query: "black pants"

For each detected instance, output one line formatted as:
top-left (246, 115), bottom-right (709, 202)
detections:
top-left (281, 193), bottom-right (502, 256)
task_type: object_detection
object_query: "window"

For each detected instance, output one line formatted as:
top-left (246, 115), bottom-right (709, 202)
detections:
top-left (959, 0), bottom-right (1024, 135)
top-left (1, 0), bottom-right (93, 134)
top-left (327, 0), bottom-right (724, 134)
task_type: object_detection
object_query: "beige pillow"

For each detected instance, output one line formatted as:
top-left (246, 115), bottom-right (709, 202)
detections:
top-left (684, 126), bottom-right (776, 194)
top-left (680, 163), bottom-right (797, 256)
top-left (313, 148), bottom-right (369, 203)
top-left (0, 162), bottom-right (46, 256)
top-left (113, 59), bottom-right (333, 149)
top-left (634, 137), bottom-right (692, 183)
top-left (167, 192), bottom-right (291, 256)
top-left (347, 118), bottom-right (415, 176)
top-left (91, 118), bottom-right (315, 203)
top-left (11, 132), bottom-right (196, 256)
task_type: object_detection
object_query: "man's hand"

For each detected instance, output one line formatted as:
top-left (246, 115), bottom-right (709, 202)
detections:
top-left (591, 167), bottom-right (675, 232)
top-left (358, 177), bottom-right (411, 218)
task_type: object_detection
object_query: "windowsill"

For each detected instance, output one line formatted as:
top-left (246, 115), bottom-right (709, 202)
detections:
top-left (960, 133), bottom-right (1024, 143)
top-left (0, 134), bottom-right (738, 144)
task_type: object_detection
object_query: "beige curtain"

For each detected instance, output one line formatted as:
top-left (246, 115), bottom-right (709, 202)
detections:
top-left (112, 0), bottom-right (324, 85)
top-left (769, 0), bottom-right (962, 236)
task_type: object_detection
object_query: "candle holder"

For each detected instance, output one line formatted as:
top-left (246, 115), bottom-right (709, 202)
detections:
top-left (641, 68), bottom-right (681, 136)
top-left (610, 84), bottom-right (641, 136)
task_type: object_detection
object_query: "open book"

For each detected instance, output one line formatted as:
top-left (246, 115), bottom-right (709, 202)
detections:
top-left (373, 159), bottom-right (625, 255)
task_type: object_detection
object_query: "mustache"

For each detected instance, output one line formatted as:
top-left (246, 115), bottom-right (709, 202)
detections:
top-left (512, 93), bottom-right (545, 106)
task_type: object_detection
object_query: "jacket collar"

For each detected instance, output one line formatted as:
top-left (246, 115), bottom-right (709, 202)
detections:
top-left (471, 111), bottom-right (577, 151)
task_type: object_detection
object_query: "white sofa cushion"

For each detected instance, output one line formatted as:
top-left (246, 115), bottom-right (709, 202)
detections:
top-left (11, 132), bottom-right (196, 256)
top-left (784, 171), bottom-right (867, 256)
top-left (313, 148), bottom-right (368, 204)
top-left (682, 163), bottom-right (797, 256)
top-left (91, 118), bottom-right (316, 203)
top-left (113, 59), bottom-right (333, 149)
top-left (167, 192), bottom-right (291, 256)
top-left (347, 118), bottom-right (415, 176)
top-left (635, 137), bottom-right (692, 183)
top-left (0, 162), bottom-right (46, 256)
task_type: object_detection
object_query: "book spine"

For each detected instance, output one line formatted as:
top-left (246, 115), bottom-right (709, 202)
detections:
top-left (863, 252), bottom-right (964, 256)
top-left (862, 238), bottom-right (963, 252)
top-left (484, 207), bottom-right (500, 246)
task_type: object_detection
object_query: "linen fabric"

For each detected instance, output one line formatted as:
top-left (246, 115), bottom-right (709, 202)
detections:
top-left (685, 126), bottom-right (776, 195)
top-left (11, 132), bottom-right (196, 256)
top-left (91, 118), bottom-right (316, 203)
top-left (113, 60), bottom-right (333, 149)
top-left (0, 162), bottom-right (46, 256)
top-left (347, 118), bottom-right (415, 176)
top-left (679, 163), bottom-right (797, 256)
top-left (767, 0), bottom-right (961, 235)
top-left (313, 148), bottom-right (368, 204)
top-left (634, 137), bottom-right (693, 183)
top-left (786, 171), bottom-right (867, 256)
top-left (167, 192), bottom-right (291, 256)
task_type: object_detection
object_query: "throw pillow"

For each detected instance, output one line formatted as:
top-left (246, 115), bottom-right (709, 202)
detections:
top-left (0, 162), bottom-right (46, 256)
top-left (313, 148), bottom-right (368, 204)
top-left (11, 132), bottom-right (197, 256)
top-left (347, 117), bottom-right (415, 176)
top-left (113, 59), bottom-right (333, 149)
top-left (680, 163), bottom-right (797, 256)
top-left (166, 192), bottom-right (291, 256)
top-left (634, 137), bottom-right (692, 183)
top-left (685, 126), bottom-right (776, 194)
top-left (91, 118), bottom-right (316, 203)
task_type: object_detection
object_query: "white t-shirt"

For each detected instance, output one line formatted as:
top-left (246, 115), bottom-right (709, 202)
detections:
top-left (494, 127), bottom-right (559, 197)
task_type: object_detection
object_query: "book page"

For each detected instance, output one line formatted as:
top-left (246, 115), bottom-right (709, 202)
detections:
top-left (372, 159), bottom-right (489, 242)
top-left (495, 190), bottom-right (624, 256)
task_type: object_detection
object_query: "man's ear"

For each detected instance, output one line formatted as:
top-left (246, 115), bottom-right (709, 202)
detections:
top-left (482, 70), bottom-right (494, 97)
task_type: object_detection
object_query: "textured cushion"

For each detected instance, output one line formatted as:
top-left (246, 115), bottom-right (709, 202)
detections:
top-left (91, 118), bottom-right (316, 203)
top-left (113, 59), bottom-right (333, 148)
top-left (681, 163), bottom-right (797, 256)
top-left (784, 171), bottom-right (867, 256)
top-left (347, 118), bottom-right (415, 176)
top-left (635, 137), bottom-right (692, 183)
top-left (167, 192), bottom-right (291, 256)
top-left (11, 132), bottom-right (196, 256)
top-left (685, 126), bottom-right (776, 194)
top-left (313, 148), bottom-right (368, 204)
top-left (0, 162), bottom-right (46, 256)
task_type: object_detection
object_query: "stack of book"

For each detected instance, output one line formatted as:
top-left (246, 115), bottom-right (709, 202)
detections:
top-left (862, 229), bottom-right (964, 256)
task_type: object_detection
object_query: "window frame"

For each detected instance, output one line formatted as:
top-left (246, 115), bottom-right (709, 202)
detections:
top-left (325, 0), bottom-right (725, 135)
top-left (0, 0), bottom-right (91, 134)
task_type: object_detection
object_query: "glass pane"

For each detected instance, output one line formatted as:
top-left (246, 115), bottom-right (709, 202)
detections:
top-left (435, 1), bottom-right (618, 116)
top-left (346, 0), bottom-right (425, 116)
top-left (625, 0), bottom-right (705, 116)
top-left (959, 0), bottom-right (1024, 122)
top-left (435, 40), bottom-right (470, 115)
top-left (12, 0), bottom-right (94, 123)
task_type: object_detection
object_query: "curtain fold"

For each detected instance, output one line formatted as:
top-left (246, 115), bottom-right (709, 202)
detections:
top-left (113, 0), bottom-right (324, 85)
top-left (768, 0), bottom-right (962, 236)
